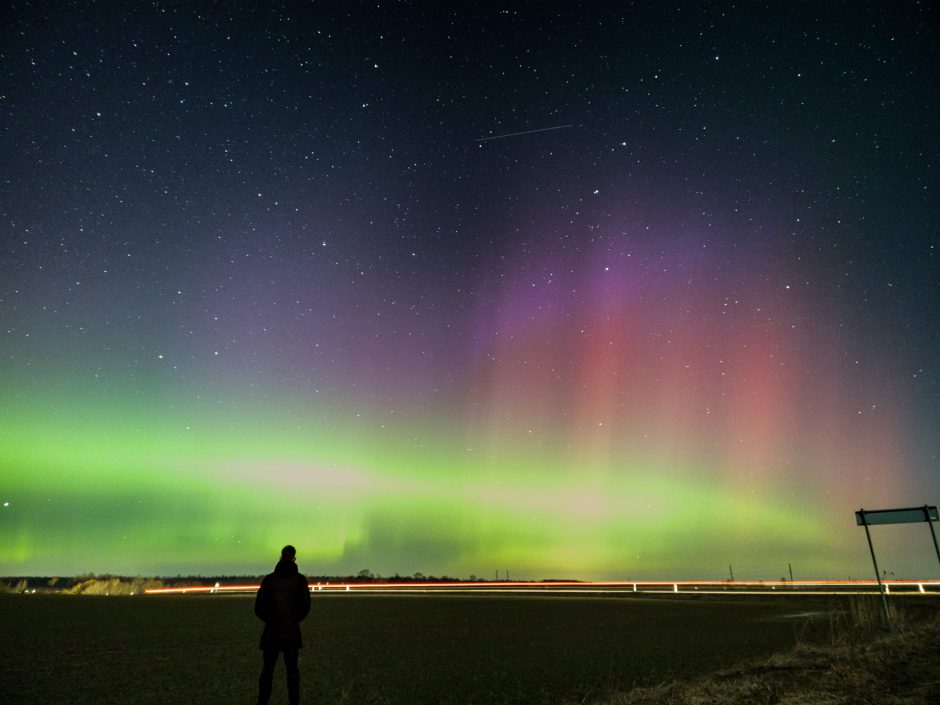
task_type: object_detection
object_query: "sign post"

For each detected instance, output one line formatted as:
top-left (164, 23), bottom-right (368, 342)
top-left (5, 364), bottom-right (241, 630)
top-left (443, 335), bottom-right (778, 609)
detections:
top-left (856, 509), bottom-right (891, 629)
top-left (854, 505), bottom-right (940, 631)
top-left (927, 509), bottom-right (940, 568)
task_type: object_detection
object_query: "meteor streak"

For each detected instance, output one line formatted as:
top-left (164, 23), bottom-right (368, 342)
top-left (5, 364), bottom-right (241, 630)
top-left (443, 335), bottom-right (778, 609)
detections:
top-left (475, 124), bottom-right (573, 142)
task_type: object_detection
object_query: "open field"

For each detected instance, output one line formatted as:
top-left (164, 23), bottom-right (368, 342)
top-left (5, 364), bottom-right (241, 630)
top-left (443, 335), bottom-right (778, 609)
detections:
top-left (1, 593), bottom-right (938, 704)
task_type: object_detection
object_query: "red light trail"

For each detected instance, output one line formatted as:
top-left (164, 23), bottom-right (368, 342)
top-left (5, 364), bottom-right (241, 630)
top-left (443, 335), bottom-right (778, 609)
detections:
top-left (144, 578), bottom-right (940, 596)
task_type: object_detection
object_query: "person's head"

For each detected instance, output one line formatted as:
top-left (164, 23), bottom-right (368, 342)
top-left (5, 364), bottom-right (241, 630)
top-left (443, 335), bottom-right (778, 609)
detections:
top-left (281, 545), bottom-right (296, 562)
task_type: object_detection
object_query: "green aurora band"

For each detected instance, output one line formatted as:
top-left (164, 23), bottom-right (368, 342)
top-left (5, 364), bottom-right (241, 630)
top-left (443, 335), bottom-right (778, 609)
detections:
top-left (1, 380), bottom-right (927, 580)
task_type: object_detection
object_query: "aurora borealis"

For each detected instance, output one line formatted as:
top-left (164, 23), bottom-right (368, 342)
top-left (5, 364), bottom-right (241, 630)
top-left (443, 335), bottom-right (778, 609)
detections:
top-left (1, 3), bottom-right (937, 580)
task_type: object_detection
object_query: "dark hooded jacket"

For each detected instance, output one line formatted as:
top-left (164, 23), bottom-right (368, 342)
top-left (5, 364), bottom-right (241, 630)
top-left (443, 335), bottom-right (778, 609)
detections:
top-left (254, 559), bottom-right (311, 650)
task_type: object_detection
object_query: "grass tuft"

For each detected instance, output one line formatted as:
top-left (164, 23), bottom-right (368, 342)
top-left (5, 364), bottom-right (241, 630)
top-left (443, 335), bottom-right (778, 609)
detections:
top-left (575, 602), bottom-right (940, 705)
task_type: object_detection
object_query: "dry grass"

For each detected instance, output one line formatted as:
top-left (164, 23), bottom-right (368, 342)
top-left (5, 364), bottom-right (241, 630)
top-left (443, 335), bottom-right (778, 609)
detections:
top-left (576, 599), bottom-right (940, 705)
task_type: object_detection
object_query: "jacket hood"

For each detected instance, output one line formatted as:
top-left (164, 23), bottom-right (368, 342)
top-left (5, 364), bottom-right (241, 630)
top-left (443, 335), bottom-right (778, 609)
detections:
top-left (273, 558), bottom-right (299, 575)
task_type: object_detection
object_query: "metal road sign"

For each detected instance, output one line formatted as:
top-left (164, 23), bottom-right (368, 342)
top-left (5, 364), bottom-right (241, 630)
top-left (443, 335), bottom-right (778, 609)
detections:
top-left (855, 504), bottom-right (940, 631)
top-left (856, 506), bottom-right (939, 526)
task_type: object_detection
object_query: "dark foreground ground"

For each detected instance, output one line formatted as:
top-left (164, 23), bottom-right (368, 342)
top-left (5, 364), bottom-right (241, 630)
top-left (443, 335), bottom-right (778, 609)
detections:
top-left (1, 593), bottom-right (937, 704)
top-left (579, 612), bottom-right (940, 705)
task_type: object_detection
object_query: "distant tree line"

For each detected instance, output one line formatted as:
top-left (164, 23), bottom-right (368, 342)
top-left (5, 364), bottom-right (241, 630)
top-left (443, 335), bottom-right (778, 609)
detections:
top-left (0, 575), bottom-right (165, 594)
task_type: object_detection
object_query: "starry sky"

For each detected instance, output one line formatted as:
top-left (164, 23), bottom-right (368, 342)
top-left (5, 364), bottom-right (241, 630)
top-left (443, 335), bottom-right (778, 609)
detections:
top-left (1, 2), bottom-right (938, 580)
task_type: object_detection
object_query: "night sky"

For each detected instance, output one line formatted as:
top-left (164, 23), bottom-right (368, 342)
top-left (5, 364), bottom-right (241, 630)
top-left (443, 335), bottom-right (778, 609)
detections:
top-left (1, 2), bottom-right (937, 580)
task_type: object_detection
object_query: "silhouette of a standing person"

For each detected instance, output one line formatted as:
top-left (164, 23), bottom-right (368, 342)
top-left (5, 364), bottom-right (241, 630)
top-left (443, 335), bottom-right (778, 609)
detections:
top-left (255, 545), bottom-right (311, 705)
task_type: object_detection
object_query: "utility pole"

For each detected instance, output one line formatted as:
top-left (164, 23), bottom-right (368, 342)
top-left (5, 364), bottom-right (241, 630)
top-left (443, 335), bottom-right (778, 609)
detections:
top-left (788, 563), bottom-right (794, 583)
top-left (729, 565), bottom-right (734, 582)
